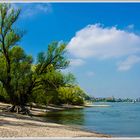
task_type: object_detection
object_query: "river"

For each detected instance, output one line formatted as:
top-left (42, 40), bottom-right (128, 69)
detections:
top-left (44, 102), bottom-right (140, 137)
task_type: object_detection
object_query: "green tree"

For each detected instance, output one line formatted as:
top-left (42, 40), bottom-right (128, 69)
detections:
top-left (58, 86), bottom-right (86, 105)
top-left (0, 4), bottom-right (28, 112)
top-left (30, 70), bottom-right (75, 105)
top-left (35, 41), bottom-right (69, 75)
top-left (0, 4), bottom-right (89, 114)
top-left (0, 4), bottom-right (69, 113)
top-left (9, 46), bottom-right (33, 112)
top-left (29, 42), bottom-right (70, 105)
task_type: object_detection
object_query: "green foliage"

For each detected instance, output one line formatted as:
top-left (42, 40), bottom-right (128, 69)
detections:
top-left (0, 4), bottom-right (24, 105)
top-left (10, 46), bottom-right (33, 105)
top-left (0, 4), bottom-right (23, 51)
top-left (0, 82), bottom-right (9, 102)
top-left (0, 4), bottom-right (89, 108)
top-left (36, 41), bottom-right (69, 75)
top-left (30, 71), bottom-right (76, 105)
top-left (58, 86), bottom-right (86, 105)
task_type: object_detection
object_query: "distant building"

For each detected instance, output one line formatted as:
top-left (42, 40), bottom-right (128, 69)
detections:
top-left (136, 98), bottom-right (140, 102)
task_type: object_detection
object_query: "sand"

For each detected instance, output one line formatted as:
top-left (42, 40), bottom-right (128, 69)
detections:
top-left (0, 102), bottom-right (110, 137)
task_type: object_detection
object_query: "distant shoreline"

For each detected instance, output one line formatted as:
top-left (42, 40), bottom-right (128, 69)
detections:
top-left (0, 102), bottom-right (110, 137)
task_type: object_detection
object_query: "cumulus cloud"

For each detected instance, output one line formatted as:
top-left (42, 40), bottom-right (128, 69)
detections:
top-left (67, 24), bottom-right (140, 71)
top-left (70, 59), bottom-right (85, 67)
top-left (117, 55), bottom-right (140, 71)
top-left (67, 24), bottom-right (140, 59)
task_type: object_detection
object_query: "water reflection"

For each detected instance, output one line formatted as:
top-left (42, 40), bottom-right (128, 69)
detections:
top-left (45, 108), bottom-right (85, 125)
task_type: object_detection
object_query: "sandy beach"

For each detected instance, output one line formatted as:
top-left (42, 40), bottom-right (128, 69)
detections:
top-left (0, 102), bottom-right (110, 137)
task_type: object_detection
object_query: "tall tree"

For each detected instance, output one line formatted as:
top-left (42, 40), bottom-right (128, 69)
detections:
top-left (0, 4), bottom-right (23, 106)
top-left (0, 4), bottom-right (88, 114)
top-left (29, 42), bottom-right (70, 105)
top-left (9, 46), bottom-right (33, 112)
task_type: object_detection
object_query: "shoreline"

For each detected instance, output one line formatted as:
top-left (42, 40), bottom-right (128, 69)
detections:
top-left (0, 102), bottom-right (110, 137)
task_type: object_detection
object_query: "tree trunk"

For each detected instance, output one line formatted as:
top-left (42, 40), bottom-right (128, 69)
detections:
top-left (2, 105), bottom-right (32, 116)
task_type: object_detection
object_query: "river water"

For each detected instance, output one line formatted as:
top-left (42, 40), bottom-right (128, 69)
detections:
top-left (44, 102), bottom-right (140, 137)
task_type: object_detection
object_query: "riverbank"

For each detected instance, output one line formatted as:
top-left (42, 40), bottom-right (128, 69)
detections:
top-left (0, 102), bottom-right (110, 137)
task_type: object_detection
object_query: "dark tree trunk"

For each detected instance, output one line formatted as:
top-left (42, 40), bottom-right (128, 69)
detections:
top-left (2, 105), bottom-right (32, 116)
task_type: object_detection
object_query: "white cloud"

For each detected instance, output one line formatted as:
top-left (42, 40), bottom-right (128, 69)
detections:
top-left (70, 59), bottom-right (85, 67)
top-left (117, 55), bottom-right (140, 71)
top-left (86, 71), bottom-right (95, 77)
top-left (14, 3), bottom-right (52, 18)
top-left (36, 4), bottom-right (52, 13)
top-left (67, 24), bottom-right (140, 71)
top-left (67, 24), bottom-right (140, 59)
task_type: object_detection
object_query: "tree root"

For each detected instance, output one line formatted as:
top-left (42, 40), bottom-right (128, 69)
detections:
top-left (2, 105), bottom-right (32, 116)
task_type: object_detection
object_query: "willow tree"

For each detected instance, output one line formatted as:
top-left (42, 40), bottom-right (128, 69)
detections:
top-left (9, 46), bottom-right (33, 113)
top-left (0, 4), bottom-right (27, 111)
top-left (29, 42), bottom-right (70, 105)
top-left (0, 4), bottom-right (86, 114)
top-left (0, 4), bottom-right (70, 113)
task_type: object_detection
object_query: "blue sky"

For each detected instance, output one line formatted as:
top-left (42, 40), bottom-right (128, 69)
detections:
top-left (14, 3), bottom-right (140, 98)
